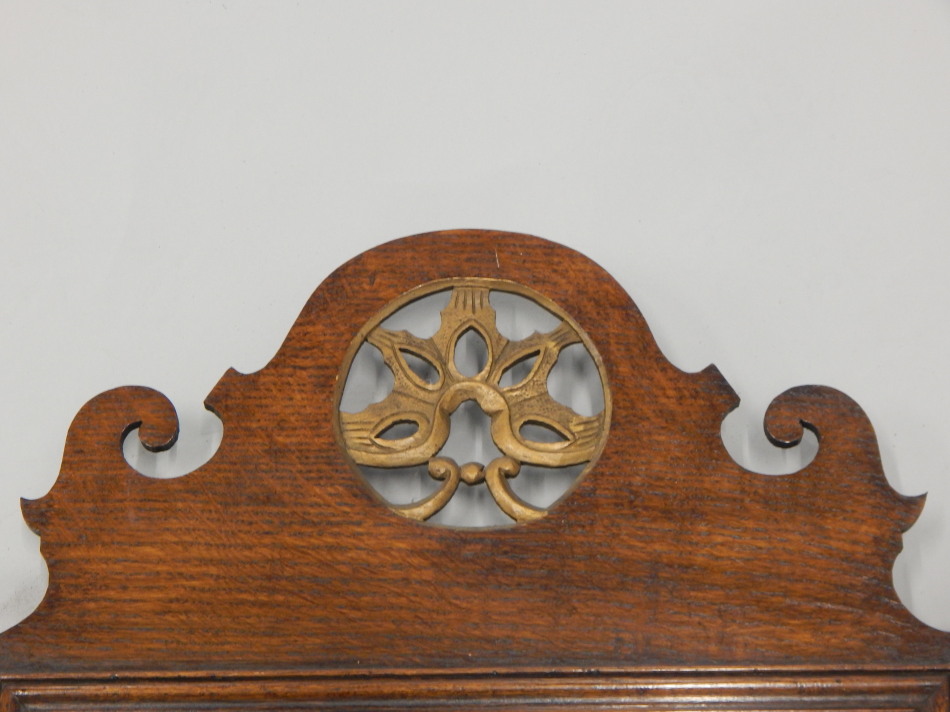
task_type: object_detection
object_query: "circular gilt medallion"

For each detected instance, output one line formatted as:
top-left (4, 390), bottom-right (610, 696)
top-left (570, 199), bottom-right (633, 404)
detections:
top-left (336, 278), bottom-right (610, 526)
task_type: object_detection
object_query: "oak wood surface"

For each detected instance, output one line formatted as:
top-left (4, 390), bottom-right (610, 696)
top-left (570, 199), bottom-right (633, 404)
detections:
top-left (4, 671), bottom-right (948, 711)
top-left (0, 230), bottom-right (947, 707)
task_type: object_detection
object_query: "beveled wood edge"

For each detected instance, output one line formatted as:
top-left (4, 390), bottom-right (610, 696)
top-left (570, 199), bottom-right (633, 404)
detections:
top-left (5, 664), bottom-right (950, 682)
top-left (2, 669), bottom-right (947, 711)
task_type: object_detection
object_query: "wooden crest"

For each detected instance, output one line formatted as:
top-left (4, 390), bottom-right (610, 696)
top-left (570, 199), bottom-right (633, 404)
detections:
top-left (1, 230), bottom-right (948, 710)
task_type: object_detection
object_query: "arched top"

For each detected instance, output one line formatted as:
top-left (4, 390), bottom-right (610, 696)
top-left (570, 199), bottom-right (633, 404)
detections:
top-left (0, 230), bottom-right (946, 685)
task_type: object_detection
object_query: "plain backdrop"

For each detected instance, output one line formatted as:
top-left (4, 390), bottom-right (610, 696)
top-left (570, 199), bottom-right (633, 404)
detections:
top-left (2, 1), bottom-right (950, 635)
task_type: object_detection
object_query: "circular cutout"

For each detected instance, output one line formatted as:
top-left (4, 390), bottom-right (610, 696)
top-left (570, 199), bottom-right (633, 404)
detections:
top-left (337, 279), bottom-right (610, 526)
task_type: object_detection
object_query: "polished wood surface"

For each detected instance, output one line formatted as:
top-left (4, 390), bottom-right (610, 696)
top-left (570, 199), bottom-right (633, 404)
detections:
top-left (1, 230), bottom-right (948, 710)
top-left (4, 671), bottom-right (948, 711)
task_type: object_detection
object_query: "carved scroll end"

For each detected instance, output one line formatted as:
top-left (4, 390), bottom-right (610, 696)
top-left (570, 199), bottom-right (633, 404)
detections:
top-left (763, 384), bottom-right (924, 532)
top-left (20, 386), bottom-right (179, 534)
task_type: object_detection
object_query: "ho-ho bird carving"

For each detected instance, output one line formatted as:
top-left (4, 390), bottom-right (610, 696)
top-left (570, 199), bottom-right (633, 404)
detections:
top-left (1, 229), bottom-right (949, 712)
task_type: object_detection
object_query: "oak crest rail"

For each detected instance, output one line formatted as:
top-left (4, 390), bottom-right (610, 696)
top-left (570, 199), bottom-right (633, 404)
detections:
top-left (2, 230), bottom-right (947, 711)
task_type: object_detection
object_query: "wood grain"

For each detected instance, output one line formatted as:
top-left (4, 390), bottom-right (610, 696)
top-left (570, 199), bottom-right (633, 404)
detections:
top-left (3, 671), bottom-right (948, 711)
top-left (0, 230), bottom-right (947, 704)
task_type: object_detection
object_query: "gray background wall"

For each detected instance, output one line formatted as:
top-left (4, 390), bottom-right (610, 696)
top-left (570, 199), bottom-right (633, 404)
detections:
top-left (2, 1), bottom-right (950, 634)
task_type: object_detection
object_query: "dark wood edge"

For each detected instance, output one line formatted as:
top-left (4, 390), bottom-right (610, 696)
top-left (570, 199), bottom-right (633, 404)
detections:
top-left (3, 669), bottom-right (948, 711)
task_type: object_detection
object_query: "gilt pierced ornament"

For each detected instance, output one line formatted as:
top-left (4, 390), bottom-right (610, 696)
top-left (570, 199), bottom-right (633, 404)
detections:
top-left (337, 279), bottom-right (610, 524)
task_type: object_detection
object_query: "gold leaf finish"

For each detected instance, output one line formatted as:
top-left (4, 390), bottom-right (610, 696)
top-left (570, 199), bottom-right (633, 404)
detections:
top-left (338, 281), bottom-right (610, 523)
